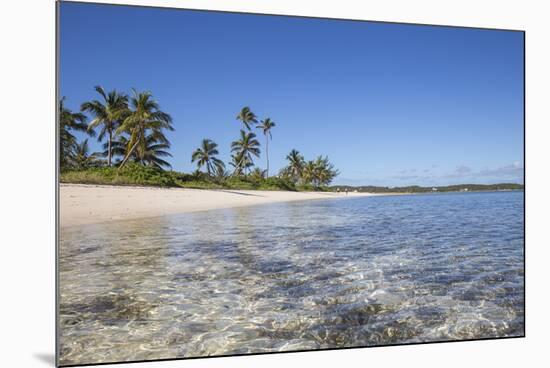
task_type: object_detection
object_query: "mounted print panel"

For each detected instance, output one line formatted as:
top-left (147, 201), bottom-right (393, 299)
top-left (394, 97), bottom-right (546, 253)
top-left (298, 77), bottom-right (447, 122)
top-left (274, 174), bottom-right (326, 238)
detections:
top-left (57, 1), bottom-right (525, 366)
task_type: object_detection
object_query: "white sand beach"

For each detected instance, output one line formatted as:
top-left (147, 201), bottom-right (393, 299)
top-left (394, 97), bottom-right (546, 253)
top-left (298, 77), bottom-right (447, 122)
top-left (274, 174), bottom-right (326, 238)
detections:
top-left (60, 184), bottom-right (380, 228)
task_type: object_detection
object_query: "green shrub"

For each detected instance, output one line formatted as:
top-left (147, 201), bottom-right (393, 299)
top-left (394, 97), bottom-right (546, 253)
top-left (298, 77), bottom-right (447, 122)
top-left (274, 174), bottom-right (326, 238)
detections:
top-left (296, 183), bottom-right (330, 192)
top-left (61, 164), bottom-right (323, 192)
top-left (178, 180), bottom-right (224, 189)
top-left (60, 163), bottom-right (177, 187)
top-left (257, 177), bottom-right (297, 191)
top-left (223, 176), bottom-right (257, 190)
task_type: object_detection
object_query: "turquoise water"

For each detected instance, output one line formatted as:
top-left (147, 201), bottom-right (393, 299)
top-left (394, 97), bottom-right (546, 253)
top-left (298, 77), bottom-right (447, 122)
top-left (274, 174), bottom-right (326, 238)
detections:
top-left (59, 191), bottom-right (524, 365)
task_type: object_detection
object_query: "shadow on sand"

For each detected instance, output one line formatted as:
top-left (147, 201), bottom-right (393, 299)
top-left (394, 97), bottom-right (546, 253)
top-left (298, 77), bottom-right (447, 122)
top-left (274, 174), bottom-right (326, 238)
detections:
top-left (215, 190), bottom-right (265, 197)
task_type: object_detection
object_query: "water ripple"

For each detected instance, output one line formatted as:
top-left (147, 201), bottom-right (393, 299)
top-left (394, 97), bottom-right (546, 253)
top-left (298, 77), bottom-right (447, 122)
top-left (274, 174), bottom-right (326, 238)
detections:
top-left (59, 191), bottom-right (524, 365)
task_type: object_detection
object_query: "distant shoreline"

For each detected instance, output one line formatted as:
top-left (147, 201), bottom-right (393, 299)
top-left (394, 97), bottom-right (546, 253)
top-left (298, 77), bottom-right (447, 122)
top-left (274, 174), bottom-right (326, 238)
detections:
top-left (331, 183), bottom-right (524, 194)
top-left (59, 184), bottom-right (386, 228)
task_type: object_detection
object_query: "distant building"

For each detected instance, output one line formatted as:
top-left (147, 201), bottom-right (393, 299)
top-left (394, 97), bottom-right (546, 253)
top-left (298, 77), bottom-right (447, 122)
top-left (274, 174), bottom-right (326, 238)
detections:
top-left (432, 187), bottom-right (438, 192)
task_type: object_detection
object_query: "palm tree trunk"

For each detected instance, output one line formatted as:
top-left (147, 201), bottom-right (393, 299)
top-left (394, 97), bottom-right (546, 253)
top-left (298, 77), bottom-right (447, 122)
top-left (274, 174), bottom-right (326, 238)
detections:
top-left (107, 130), bottom-right (112, 167)
top-left (119, 140), bottom-right (139, 169)
top-left (232, 153), bottom-right (245, 177)
top-left (266, 138), bottom-right (269, 177)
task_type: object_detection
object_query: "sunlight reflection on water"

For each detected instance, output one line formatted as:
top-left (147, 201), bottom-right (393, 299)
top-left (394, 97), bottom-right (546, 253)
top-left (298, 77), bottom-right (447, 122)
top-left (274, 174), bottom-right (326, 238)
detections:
top-left (59, 191), bottom-right (524, 365)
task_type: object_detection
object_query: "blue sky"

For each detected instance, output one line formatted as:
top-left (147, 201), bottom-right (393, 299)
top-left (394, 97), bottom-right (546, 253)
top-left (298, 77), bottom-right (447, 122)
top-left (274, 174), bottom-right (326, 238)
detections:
top-left (59, 2), bottom-right (524, 186)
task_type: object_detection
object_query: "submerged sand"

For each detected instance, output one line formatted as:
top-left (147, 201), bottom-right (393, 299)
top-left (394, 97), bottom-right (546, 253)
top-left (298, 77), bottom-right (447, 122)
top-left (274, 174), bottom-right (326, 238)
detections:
top-left (59, 184), bottom-right (380, 228)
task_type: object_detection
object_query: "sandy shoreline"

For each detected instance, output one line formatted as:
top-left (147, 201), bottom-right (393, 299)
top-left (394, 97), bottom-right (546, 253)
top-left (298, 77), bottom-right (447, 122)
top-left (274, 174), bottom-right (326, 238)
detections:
top-left (60, 184), bottom-right (382, 228)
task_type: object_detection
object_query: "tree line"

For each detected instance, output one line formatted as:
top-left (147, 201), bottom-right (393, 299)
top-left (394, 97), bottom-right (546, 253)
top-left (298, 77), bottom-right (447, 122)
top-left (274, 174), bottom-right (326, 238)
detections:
top-left (60, 86), bottom-right (339, 187)
top-left (331, 183), bottom-right (524, 193)
top-left (60, 87), bottom-right (173, 170)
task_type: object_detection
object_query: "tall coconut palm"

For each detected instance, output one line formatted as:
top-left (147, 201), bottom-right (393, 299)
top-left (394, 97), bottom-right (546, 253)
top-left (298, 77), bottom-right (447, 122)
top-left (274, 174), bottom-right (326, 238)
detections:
top-left (231, 130), bottom-right (261, 175)
top-left (59, 97), bottom-right (92, 167)
top-left (191, 139), bottom-right (225, 175)
top-left (257, 118), bottom-right (276, 177)
top-left (285, 149), bottom-right (305, 183)
top-left (116, 89), bottom-right (173, 168)
top-left (81, 86), bottom-right (129, 166)
top-left (236, 106), bottom-right (258, 131)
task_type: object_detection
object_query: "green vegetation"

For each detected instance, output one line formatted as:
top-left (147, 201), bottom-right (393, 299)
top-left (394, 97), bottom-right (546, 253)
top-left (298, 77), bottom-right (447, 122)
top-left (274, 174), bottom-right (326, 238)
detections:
top-left (59, 97), bottom-right (90, 168)
top-left (279, 150), bottom-right (339, 187)
top-left (61, 87), bottom-right (173, 171)
top-left (116, 89), bottom-right (174, 168)
top-left (108, 132), bottom-right (172, 170)
top-left (230, 130), bottom-right (261, 175)
top-left (71, 139), bottom-right (102, 169)
top-left (257, 118), bottom-right (276, 176)
top-left (61, 86), bottom-right (520, 194)
top-left (61, 163), bottom-right (298, 191)
top-left (235, 106), bottom-right (258, 130)
top-left (191, 139), bottom-right (225, 176)
top-left (61, 163), bottom-right (177, 187)
top-left (60, 92), bottom-right (339, 190)
top-left (331, 183), bottom-right (524, 193)
top-left (80, 86), bottom-right (128, 167)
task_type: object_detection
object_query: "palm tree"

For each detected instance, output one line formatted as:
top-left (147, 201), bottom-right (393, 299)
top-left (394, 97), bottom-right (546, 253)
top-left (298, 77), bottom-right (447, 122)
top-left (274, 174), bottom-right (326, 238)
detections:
top-left (191, 139), bottom-right (225, 175)
top-left (301, 156), bottom-right (339, 187)
top-left (257, 118), bottom-right (276, 177)
top-left (116, 89), bottom-right (173, 168)
top-left (214, 163), bottom-right (229, 179)
top-left (236, 106), bottom-right (258, 130)
top-left (140, 133), bottom-right (172, 169)
top-left (229, 152), bottom-right (253, 176)
top-left (250, 167), bottom-right (267, 181)
top-left (314, 155), bottom-right (339, 185)
top-left (302, 160), bottom-right (318, 186)
top-left (110, 134), bottom-right (172, 170)
top-left (107, 132), bottom-right (172, 169)
top-left (59, 97), bottom-right (92, 168)
top-left (231, 130), bottom-right (261, 175)
top-left (106, 135), bottom-right (128, 165)
top-left (81, 86), bottom-right (129, 166)
top-left (285, 149), bottom-right (305, 183)
top-left (72, 139), bottom-right (103, 169)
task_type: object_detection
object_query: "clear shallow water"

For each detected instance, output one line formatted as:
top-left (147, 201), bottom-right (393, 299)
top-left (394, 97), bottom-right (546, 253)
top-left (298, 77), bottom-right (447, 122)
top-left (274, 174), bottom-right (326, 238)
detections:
top-left (59, 191), bottom-right (524, 365)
